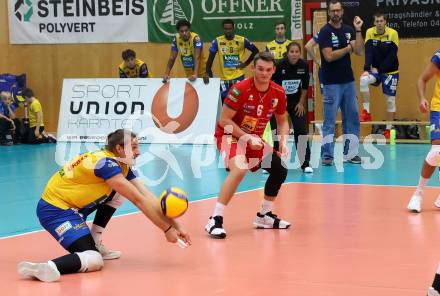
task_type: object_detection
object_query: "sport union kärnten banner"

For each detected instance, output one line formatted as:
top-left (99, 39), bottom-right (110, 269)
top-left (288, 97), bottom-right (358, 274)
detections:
top-left (8, 0), bottom-right (148, 44)
top-left (341, 0), bottom-right (440, 38)
top-left (57, 78), bottom-right (220, 144)
top-left (147, 0), bottom-right (304, 43)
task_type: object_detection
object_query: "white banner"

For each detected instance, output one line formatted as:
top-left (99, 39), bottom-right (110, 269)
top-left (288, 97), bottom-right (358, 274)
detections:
top-left (8, 0), bottom-right (148, 44)
top-left (291, 0), bottom-right (304, 40)
top-left (57, 78), bottom-right (221, 144)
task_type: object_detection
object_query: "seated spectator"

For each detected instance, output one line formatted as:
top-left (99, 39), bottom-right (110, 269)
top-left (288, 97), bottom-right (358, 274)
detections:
top-left (118, 49), bottom-right (151, 78)
top-left (22, 88), bottom-right (56, 144)
top-left (0, 91), bottom-right (24, 145)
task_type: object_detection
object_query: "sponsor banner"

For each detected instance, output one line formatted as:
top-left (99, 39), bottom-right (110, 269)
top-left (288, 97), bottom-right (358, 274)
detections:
top-left (57, 78), bottom-right (220, 144)
top-left (291, 0), bottom-right (303, 40)
top-left (8, 0), bottom-right (148, 44)
top-left (147, 0), bottom-right (303, 43)
top-left (340, 0), bottom-right (440, 38)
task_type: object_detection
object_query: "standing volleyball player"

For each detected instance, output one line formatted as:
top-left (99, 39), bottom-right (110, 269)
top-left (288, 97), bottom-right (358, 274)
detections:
top-left (205, 52), bottom-right (291, 239)
top-left (407, 49), bottom-right (440, 214)
top-left (18, 129), bottom-right (191, 282)
top-left (163, 20), bottom-right (206, 82)
top-left (359, 12), bottom-right (399, 139)
top-left (265, 20), bottom-right (291, 62)
top-left (203, 19), bottom-right (259, 103)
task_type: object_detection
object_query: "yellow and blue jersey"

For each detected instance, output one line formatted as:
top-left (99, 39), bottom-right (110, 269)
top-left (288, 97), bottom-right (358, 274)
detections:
top-left (172, 32), bottom-right (206, 77)
top-left (265, 39), bottom-right (291, 61)
top-left (119, 59), bottom-right (151, 78)
top-left (42, 149), bottom-right (137, 210)
top-left (364, 26), bottom-right (399, 74)
top-left (29, 98), bottom-right (44, 128)
top-left (430, 49), bottom-right (440, 112)
top-left (209, 35), bottom-right (256, 81)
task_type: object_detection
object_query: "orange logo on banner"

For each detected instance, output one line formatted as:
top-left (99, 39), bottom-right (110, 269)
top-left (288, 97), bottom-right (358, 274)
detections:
top-left (151, 82), bottom-right (199, 134)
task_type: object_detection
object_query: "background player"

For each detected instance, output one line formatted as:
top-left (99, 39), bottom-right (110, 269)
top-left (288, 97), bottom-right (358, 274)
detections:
top-left (119, 49), bottom-right (151, 78)
top-left (163, 20), bottom-right (206, 82)
top-left (359, 12), bottom-right (399, 139)
top-left (204, 19), bottom-right (259, 103)
top-left (265, 20), bottom-right (291, 62)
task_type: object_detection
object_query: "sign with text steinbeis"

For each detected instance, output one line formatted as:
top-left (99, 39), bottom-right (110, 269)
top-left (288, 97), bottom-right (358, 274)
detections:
top-left (57, 78), bottom-right (220, 144)
top-left (8, 0), bottom-right (148, 44)
top-left (148, 0), bottom-right (303, 42)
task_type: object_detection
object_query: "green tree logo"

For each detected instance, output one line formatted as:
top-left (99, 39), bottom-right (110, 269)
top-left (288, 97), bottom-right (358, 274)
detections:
top-left (153, 0), bottom-right (193, 36)
top-left (14, 0), bottom-right (33, 22)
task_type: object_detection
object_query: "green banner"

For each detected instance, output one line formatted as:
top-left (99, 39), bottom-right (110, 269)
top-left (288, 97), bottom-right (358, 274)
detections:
top-left (147, 0), bottom-right (296, 43)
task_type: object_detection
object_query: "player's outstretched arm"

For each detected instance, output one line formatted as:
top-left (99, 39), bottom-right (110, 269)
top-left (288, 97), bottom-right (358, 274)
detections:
top-left (417, 62), bottom-right (437, 113)
top-left (105, 174), bottom-right (182, 243)
top-left (130, 178), bottom-right (192, 245)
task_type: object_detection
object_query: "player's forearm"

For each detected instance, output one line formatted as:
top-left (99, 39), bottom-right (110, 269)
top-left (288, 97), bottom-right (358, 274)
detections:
top-left (205, 52), bottom-right (215, 76)
top-left (165, 58), bottom-right (176, 76)
top-left (219, 117), bottom-right (249, 140)
top-left (354, 32), bottom-right (364, 55)
top-left (277, 116), bottom-right (290, 147)
top-left (417, 78), bottom-right (427, 101)
top-left (193, 49), bottom-right (201, 76)
top-left (299, 90), bottom-right (307, 106)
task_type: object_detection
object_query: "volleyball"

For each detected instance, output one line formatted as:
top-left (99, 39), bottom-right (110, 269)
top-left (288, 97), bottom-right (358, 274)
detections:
top-left (159, 187), bottom-right (188, 218)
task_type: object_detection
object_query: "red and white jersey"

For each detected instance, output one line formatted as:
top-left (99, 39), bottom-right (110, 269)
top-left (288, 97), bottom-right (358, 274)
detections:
top-left (215, 77), bottom-right (287, 139)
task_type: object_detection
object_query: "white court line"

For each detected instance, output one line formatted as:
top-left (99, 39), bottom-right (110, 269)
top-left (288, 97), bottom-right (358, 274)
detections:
top-left (0, 181), bottom-right (433, 240)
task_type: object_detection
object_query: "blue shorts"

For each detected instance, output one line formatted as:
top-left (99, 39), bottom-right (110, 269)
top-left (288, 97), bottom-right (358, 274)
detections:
top-left (37, 199), bottom-right (91, 249)
top-left (430, 111), bottom-right (440, 141)
top-left (370, 72), bottom-right (399, 97)
top-left (220, 75), bottom-right (245, 101)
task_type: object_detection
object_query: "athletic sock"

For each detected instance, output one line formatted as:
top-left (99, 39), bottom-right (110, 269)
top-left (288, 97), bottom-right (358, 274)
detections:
top-left (212, 202), bottom-right (225, 217)
top-left (260, 200), bottom-right (273, 215)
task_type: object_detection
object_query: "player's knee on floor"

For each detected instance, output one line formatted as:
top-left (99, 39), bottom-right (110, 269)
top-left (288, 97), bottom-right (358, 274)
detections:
top-left (360, 75), bottom-right (375, 92)
top-left (425, 145), bottom-right (440, 167)
top-left (77, 250), bottom-right (104, 272)
top-left (105, 193), bottom-right (125, 209)
top-left (386, 96), bottom-right (396, 112)
top-left (264, 154), bottom-right (287, 197)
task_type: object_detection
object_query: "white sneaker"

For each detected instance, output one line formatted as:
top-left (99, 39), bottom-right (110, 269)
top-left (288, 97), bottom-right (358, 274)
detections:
top-left (407, 193), bottom-right (423, 213)
top-left (205, 216), bottom-right (226, 239)
top-left (434, 195), bottom-right (440, 208)
top-left (303, 166), bottom-right (314, 174)
top-left (18, 261), bottom-right (60, 282)
top-left (96, 242), bottom-right (121, 260)
top-left (428, 287), bottom-right (440, 296)
top-left (253, 212), bottom-right (291, 229)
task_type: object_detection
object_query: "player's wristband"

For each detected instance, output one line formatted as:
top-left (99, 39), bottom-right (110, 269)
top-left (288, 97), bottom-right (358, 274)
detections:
top-left (164, 225), bottom-right (172, 233)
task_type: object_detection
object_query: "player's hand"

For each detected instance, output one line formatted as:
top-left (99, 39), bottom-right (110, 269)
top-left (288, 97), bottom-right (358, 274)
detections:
top-left (34, 129), bottom-right (40, 138)
top-left (162, 75), bottom-right (170, 83)
top-left (248, 135), bottom-right (264, 150)
top-left (353, 16), bottom-right (363, 31)
top-left (188, 75), bottom-right (197, 82)
top-left (295, 103), bottom-right (305, 117)
top-left (371, 67), bottom-right (378, 74)
top-left (361, 71), bottom-right (369, 77)
top-left (164, 226), bottom-right (180, 243)
top-left (178, 229), bottom-right (192, 246)
top-left (419, 98), bottom-right (430, 113)
top-left (203, 73), bottom-right (210, 84)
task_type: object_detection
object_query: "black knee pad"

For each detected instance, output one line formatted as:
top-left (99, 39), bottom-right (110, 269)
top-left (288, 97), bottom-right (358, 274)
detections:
top-left (264, 153), bottom-right (287, 197)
